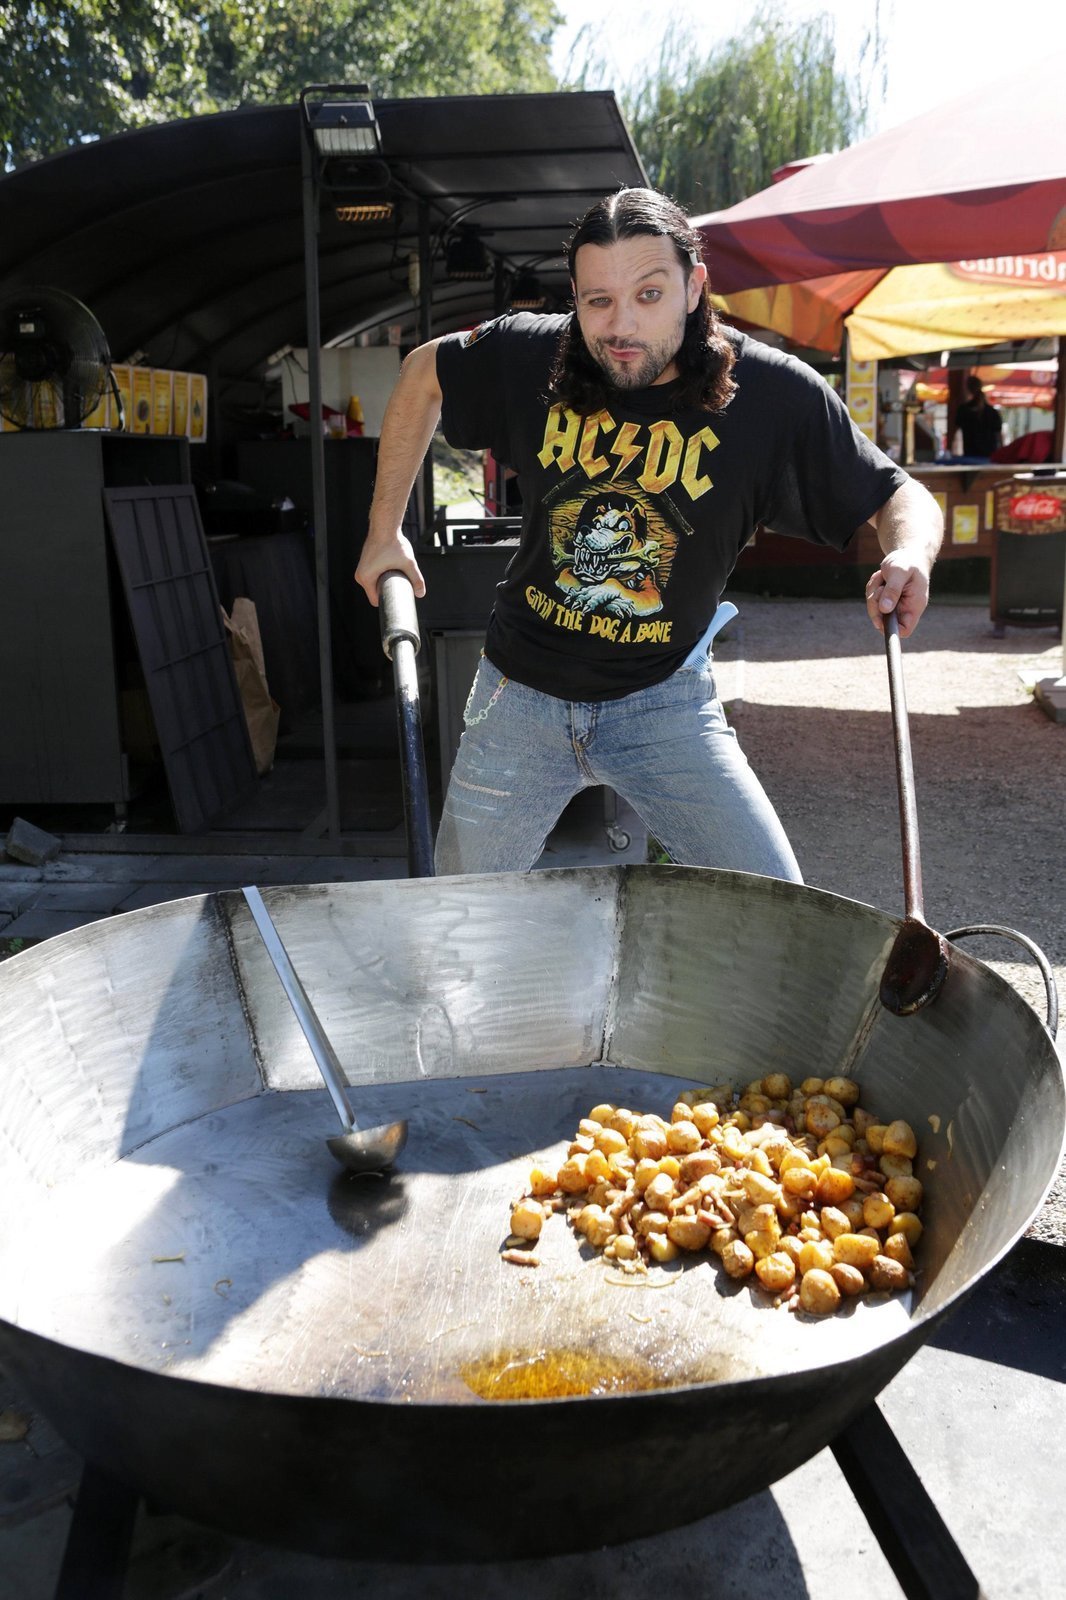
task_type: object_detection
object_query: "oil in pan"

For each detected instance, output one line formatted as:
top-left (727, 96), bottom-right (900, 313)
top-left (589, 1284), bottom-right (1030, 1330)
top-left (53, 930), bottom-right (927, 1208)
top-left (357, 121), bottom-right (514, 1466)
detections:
top-left (461, 1347), bottom-right (665, 1399)
top-left (459, 1343), bottom-right (747, 1400)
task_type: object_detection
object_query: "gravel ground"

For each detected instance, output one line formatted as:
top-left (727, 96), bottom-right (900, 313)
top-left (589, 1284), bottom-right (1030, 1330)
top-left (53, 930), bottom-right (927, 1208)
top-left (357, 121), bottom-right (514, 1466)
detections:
top-left (713, 593), bottom-right (1066, 1242)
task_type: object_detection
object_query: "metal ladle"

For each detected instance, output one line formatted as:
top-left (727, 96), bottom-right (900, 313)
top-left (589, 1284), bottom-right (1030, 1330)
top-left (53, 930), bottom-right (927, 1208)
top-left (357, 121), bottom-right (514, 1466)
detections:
top-left (242, 885), bottom-right (408, 1173)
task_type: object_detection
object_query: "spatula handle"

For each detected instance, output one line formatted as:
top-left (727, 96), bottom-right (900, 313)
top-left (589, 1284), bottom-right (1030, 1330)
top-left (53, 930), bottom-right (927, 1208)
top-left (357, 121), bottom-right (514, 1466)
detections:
top-left (883, 608), bottom-right (925, 924)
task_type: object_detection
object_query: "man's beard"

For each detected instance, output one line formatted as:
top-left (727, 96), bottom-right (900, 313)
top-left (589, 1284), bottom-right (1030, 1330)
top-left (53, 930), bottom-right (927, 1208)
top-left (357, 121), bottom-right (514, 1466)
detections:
top-left (585, 311), bottom-right (687, 390)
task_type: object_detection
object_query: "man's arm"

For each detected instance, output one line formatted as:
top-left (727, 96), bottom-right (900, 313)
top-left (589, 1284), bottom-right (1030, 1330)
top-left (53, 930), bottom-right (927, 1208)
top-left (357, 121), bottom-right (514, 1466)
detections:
top-left (863, 476), bottom-right (944, 637)
top-left (354, 338), bottom-right (443, 605)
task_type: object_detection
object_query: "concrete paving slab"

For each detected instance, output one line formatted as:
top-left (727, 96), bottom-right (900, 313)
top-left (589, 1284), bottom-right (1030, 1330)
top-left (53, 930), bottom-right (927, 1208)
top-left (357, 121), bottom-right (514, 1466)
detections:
top-left (20, 883), bottom-right (131, 913)
top-left (107, 855), bottom-right (309, 886)
top-left (42, 854), bottom-right (165, 884)
top-left (0, 882), bottom-right (37, 915)
top-left (2, 908), bottom-right (114, 940)
top-left (108, 863), bottom-right (384, 895)
top-left (289, 857), bottom-right (411, 883)
top-left (0, 864), bottom-right (43, 884)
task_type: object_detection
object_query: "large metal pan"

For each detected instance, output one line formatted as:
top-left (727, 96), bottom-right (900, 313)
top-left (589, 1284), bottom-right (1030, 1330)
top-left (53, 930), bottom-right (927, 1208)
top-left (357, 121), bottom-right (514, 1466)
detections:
top-left (0, 866), bottom-right (1062, 1561)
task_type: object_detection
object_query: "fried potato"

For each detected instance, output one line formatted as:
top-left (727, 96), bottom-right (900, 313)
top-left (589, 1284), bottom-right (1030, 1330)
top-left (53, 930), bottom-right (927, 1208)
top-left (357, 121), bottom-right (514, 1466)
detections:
top-left (517, 1077), bottom-right (924, 1320)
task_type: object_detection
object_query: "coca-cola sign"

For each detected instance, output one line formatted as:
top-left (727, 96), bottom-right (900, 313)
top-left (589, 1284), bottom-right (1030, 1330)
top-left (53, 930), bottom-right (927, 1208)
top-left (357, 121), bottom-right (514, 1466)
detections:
top-left (1009, 493), bottom-right (1063, 522)
top-left (994, 479), bottom-right (1066, 533)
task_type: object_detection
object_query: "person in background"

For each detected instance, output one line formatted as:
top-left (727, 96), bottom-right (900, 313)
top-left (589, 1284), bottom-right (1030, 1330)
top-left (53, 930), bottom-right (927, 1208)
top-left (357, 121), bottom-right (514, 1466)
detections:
top-left (356, 188), bottom-right (943, 880)
top-left (953, 375), bottom-right (1002, 458)
top-left (913, 408), bottom-right (941, 460)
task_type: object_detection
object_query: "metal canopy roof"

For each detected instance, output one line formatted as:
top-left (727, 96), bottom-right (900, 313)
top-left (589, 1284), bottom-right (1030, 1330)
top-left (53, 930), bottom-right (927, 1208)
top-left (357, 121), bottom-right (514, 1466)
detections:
top-left (0, 92), bottom-right (646, 399)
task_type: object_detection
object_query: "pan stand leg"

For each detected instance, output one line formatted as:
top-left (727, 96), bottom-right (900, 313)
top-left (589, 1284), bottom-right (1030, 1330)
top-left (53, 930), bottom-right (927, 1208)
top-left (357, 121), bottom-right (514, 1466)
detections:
top-left (54, 1462), bottom-right (140, 1600)
top-left (831, 1402), bottom-right (986, 1600)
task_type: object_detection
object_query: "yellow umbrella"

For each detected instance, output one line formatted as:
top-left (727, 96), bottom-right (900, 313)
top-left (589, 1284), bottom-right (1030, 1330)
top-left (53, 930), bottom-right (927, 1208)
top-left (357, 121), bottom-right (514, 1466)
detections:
top-left (711, 251), bottom-right (1066, 360)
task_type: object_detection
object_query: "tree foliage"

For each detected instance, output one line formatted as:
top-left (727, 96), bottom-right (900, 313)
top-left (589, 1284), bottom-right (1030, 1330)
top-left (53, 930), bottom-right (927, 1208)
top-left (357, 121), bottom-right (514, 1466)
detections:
top-left (0, 0), bottom-right (562, 167)
top-left (618, 6), bottom-right (879, 216)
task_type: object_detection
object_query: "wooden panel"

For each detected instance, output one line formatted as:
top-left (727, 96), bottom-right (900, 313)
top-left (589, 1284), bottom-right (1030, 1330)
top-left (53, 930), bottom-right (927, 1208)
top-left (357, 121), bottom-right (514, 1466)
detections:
top-left (104, 486), bottom-right (257, 832)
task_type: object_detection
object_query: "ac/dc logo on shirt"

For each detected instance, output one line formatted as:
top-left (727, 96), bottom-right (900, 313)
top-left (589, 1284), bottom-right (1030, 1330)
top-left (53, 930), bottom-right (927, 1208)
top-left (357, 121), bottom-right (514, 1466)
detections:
top-left (537, 404), bottom-right (720, 501)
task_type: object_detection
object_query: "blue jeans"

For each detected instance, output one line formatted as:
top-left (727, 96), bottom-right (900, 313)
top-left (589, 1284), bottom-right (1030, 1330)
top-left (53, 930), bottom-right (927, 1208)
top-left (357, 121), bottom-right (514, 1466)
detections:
top-left (435, 654), bottom-right (802, 881)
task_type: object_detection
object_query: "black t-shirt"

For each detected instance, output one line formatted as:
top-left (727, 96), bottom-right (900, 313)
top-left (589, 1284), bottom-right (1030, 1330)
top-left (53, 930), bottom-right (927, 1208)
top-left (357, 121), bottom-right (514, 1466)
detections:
top-left (437, 313), bottom-right (905, 701)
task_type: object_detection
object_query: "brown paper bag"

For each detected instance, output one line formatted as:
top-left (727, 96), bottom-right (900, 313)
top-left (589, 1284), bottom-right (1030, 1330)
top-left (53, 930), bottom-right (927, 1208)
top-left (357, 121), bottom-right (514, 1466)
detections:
top-left (222, 598), bottom-right (280, 775)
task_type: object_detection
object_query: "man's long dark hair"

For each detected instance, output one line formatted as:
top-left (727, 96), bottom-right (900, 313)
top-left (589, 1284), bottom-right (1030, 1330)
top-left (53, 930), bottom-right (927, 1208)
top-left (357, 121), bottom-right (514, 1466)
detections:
top-left (547, 187), bottom-right (737, 415)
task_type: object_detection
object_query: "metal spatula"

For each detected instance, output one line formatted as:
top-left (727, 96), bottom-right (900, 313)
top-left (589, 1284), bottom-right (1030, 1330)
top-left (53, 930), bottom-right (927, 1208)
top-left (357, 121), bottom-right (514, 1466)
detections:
top-left (878, 609), bottom-right (950, 1015)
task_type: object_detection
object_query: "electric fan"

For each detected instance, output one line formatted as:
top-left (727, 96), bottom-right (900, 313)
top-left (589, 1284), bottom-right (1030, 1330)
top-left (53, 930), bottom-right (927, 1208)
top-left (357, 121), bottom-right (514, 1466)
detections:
top-left (0, 286), bottom-right (116, 430)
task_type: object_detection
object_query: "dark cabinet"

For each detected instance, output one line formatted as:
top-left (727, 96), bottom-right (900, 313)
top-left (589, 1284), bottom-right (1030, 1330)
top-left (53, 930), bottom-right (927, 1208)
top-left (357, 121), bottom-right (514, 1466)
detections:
top-left (989, 475), bottom-right (1066, 635)
top-left (0, 431), bottom-right (190, 809)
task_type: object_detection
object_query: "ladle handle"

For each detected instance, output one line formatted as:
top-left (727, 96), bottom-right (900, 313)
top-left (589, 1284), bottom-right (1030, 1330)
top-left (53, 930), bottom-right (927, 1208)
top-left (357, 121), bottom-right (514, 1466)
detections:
top-left (241, 886), bottom-right (357, 1132)
top-left (883, 608), bottom-right (926, 924)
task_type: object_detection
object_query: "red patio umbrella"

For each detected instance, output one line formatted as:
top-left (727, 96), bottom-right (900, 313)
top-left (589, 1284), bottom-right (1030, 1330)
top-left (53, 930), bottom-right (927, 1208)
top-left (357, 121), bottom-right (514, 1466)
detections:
top-left (694, 51), bottom-right (1066, 294)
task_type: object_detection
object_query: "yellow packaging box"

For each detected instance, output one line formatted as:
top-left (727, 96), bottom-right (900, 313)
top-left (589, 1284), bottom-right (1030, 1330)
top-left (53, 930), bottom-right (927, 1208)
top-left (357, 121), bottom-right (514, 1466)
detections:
top-left (151, 369), bottom-right (173, 435)
top-left (172, 371), bottom-right (189, 437)
top-left (188, 372), bottom-right (208, 442)
top-left (110, 364), bottom-right (132, 430)
top-left (131, 367), bottom-right (153, 434)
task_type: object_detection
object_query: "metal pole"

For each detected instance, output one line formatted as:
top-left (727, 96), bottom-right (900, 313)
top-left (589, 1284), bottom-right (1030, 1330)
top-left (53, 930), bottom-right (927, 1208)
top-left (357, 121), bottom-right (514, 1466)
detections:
top-left (418, 199), bottom-right (434, 540)
top-left (301, 115), bottom-right (342, 842)
top-left (55, 1465), bottom-right (140, 1600)
top-left (492, 257), bottom-right (508, 516)
top-left (831, 1403), bottom-right (984, 1600)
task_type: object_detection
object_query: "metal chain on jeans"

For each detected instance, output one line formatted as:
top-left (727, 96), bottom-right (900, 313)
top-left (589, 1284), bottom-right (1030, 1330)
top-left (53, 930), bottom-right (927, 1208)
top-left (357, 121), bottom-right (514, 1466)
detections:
top-left (464, 666), bottom-right (509, 727)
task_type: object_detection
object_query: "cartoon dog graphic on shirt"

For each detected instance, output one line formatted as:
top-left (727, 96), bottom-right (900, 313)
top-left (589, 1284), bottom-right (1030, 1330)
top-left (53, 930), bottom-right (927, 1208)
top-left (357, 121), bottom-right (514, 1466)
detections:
top-left (554, 491), bottom-right (664, 617)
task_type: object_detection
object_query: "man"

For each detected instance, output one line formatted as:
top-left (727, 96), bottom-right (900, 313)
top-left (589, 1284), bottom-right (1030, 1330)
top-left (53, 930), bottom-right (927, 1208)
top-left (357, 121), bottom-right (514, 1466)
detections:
top-left (356, 188), bottom-right (942, 878)
top-left (953, 375), bottom-right (1003, 459)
